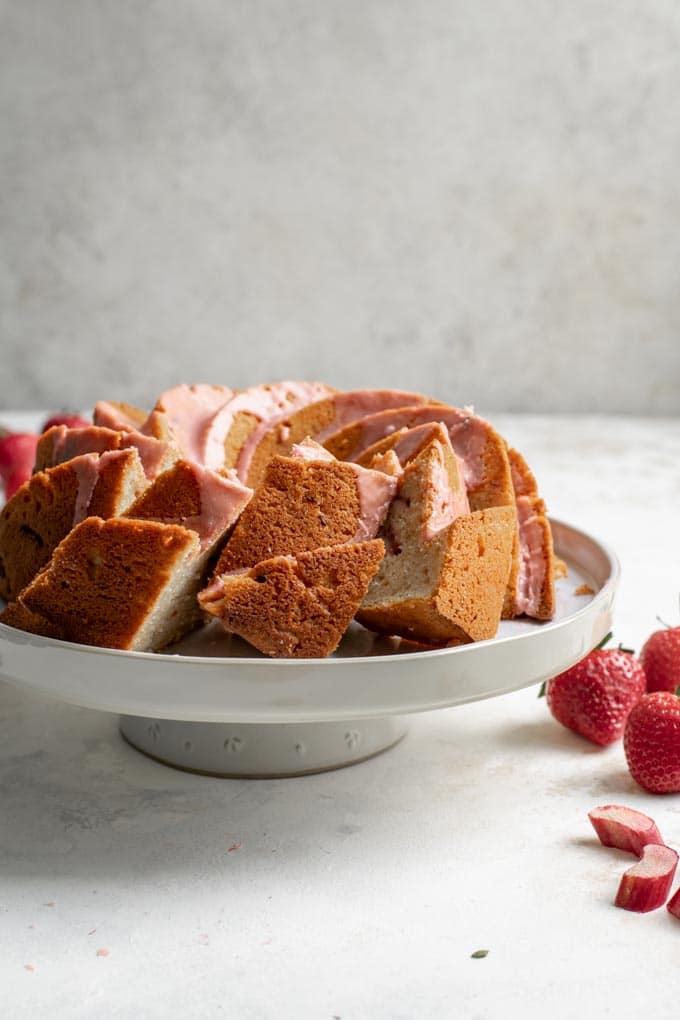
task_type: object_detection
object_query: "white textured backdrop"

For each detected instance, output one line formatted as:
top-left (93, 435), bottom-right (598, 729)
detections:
top-left (1, 1), bottom-right (680, 413)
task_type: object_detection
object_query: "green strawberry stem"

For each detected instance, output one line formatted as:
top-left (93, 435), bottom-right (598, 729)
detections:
top-left (656, 615), bottom-right (672, 629)
top-left (595, 631), bottom-right (613, 650)
top-left (538, 681), bottom-right (547, 698)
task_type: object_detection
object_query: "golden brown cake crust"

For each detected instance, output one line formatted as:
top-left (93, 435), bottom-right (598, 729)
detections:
top-left (125, 460), bottom-right (204, 521)
top-left (87, 450), bottom-right (147, 518)
top-left (0, 600), bottom-right (66, 640)
top-left (243, 400), bottom-right (338, 488)
top-left (0, 452), bottom-right (146, 602)
top-left (0, 460), bottom-right (84, 601)
top-left (19, 517), bottom-right (200, 649)
top-left (357, 497), bottom-right (515, 646)
top-left (214, 456), bottom-right (365, 573)
top-left (507, 447), bottom-right (538, 498)
top-left (200, 540), bottom-right (385, 658)
top-left (244, 390), bottom-right (431, 488)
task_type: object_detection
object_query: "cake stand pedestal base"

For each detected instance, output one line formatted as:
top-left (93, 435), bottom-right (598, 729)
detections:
top-left (119, 715), bottom-right (409, 778)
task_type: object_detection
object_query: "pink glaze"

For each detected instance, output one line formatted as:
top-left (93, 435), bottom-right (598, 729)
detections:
top-left (338, 405), bottom-right (491, 491)
top-left (289, 438), bottom-right (336, 463)
top-left (217, 381), bottom-right (333, 478)
top-left (168, 464), bottom-right (252, 552)
top-left (389, 423), bottom-right (450, 466)
top-left (514, 496), bottom-right (548, 617)
top-left (47, 425), bottom-right (173, 481)
top-left (92, 401), bottom-right (143, 432)
top-left (423, 441), bottom-right (470, 541)
top-left (352, 467), bottom-right (397, 541)
top-left (289, 437), bottom-right (396, 539)
top-left (68, 454), bottom-right (102, 526)
top-left (314, 390), bottom-right (430, 442)
top-left (50, 425), bottom-right (120, 463)
top-left (118, 433), bottom-right (175, 480)
top-left (152, 384), bottom-right (234, 465)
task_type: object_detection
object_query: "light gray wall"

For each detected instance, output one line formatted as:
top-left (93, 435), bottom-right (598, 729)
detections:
top-left (2, 1), bottom-right (679, 414)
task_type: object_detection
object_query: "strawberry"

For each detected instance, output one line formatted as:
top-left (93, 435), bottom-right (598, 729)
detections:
top-left (640, 625), bottom-right (680, 694)
top-left (0, 432), bottom-right (39, 499)
top-left (544, 638), bottom-right (646, 746)
top-left (615, 843), bottom-right (678, 912)
top-left (623, 692), bottom-right (680, 793)
top-left (41, 412), bottom-right (90, 432)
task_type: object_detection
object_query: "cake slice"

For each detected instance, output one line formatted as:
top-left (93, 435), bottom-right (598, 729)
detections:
top-left (213, 444), bottom-right (397, 573)
top-left (123, 459), bottom-right (252, 556)
top-left (0, 449), bottom-right (147, 601)
top-left (324, 406), bottom-right (524, 619)
top-left (506, 447), bottom-right (558, 620)
top-left (35, 424), bottom-right (178, 480)
top-left (199, 540), bottom-right (385, 658)
top-left (17, 517), bottom-right (202, 650)
top-left (244, 388), bottom-right (434, 488)
top-left (323, 404), bottom-right (514, 512)
top-left (356, 438), bottom-right (515, 645)
top-left (92, 400), bottom-right (149, 432)
top-left (200, 380), bottom-right (336, 478)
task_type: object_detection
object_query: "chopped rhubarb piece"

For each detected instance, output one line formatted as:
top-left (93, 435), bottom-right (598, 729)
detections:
top-left (667, 887), bottom-right (680, 919)
top-left (588, 804), bottom-right (665, 857)
top-left (615, 844), bottom-right (678, 913)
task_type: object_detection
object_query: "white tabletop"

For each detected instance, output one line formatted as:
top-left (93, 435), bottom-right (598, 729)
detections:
top-left (2, 413), bottom-right (680, 1019)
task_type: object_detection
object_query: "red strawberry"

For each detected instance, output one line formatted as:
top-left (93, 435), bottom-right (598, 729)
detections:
top-left (640, 625), bottom-right (680, 694)
top-left (0, 432), bottom-right (39, 499)
top-left (41, 412), bottom-right (90, 432)
top-left (615, 843), bottom-right (678, 912)
top-left (623, 692), bottom-right (680, 793)
top-left (545, 641), bottom-right (646, 746)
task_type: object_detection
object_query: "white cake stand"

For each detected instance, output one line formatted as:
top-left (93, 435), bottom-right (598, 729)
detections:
top-left (0, 519), bottom-right (617, 777)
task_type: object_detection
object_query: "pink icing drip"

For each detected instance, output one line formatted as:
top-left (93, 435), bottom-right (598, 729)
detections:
top-left (289, 438), bottom-right (336, 463)
top-left (230, 381), bottom-right (334, 479)
top-left (153, 384), bottom-right (233, 464)
top-left (389, 423), bottom-right (449, 466)
top-left (48, 425), bottom-right (171, 481)
top-left (423, 442), bottom-right (470, 541)
top-left (92, 402), bottom-right (142, 432)
top-left (314, 390), bottom-right (429, 441)
top-left (289, 438), bottom-right (396, 540)
top-left (514, 497), bottom-right (548, 617)
top-left (69, 454), bottom-right (102, 526)
top-left (178, 465), bottom-right (252, 551)
top-left (118, 433), bottom-right (173, 480)
top-left (352, 406), bottom-right (490, 489)
top-left (351, 467), bottom-right (398, 541)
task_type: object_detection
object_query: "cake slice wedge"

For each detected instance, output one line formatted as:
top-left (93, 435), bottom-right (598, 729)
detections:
top-left (199, 540), bottom-right (385, 658)
top-left (35, 424), bottom-right (178, 480)
top-left (356, 438), bottom-right (515, 645)
top-left (213, 444), bottom-right (397, 573)
top-left (17, 517), bottom-right (202, 651)
top-left (0, 449), bottom-right (147, 602)
top-left (506, 447), bottom-right (558, 620)
top-left (123, 459), bottom-right (252, 557)
top-left (244, 388), bottom-right (433, 487)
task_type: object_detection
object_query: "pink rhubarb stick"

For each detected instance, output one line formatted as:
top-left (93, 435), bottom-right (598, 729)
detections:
top-left (615, 844), bottom-right (678, 913)
top-left (588, 804), bottom-right (665, 858)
